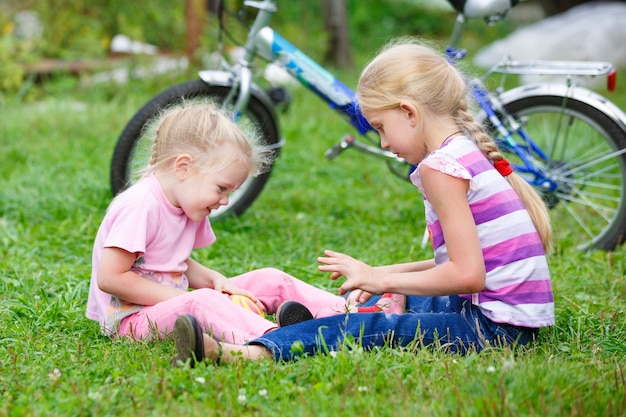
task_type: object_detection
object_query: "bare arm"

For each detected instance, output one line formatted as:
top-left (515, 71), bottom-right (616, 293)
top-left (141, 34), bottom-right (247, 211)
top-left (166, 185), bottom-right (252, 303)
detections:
top-left (375, 259), bottom-right (436, 274)
top-left (340, 259), bottom-right (436, 304)
top-left (185, 257), bottom-right (228, 290)
top-left (97, 248), bottom-right (263, 310)
top-left (97, 247), bottom-right (186, 305)
top-left (413, 164), bottom-right (486, 293)
top-left (185, 257), bottom-right (264, 309)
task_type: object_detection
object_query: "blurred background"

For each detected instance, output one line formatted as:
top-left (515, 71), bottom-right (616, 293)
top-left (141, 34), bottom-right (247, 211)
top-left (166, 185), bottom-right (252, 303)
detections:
top-left (1, 0), bottom-right (624, 101)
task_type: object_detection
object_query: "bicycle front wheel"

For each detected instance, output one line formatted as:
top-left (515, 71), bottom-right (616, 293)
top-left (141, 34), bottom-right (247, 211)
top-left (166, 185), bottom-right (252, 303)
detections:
top-left (500, 94), bottom-right (626, 251)
top-left (111, 80), bottom-right (280, 221)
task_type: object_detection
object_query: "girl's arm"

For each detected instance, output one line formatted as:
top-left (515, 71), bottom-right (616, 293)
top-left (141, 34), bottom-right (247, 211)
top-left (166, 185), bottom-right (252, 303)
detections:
top-left (97, 249), bottom-right (263, 308)
top-left (97, 247), bottom-right (186, 305)
top-left (319, 166), bottom-right (485, 296)
top-left (185, 258), bottom-right (263, 307)
top-left (375, 259), bottom-right (436, 274)
top-left (323, 259), bottom-right (435, 282)
top-left (386, 165), bottom-right (486, 294)
top-left (184, 257), bottom-right (228, 289)
top-left (340, 260), bottom-right (436, 304)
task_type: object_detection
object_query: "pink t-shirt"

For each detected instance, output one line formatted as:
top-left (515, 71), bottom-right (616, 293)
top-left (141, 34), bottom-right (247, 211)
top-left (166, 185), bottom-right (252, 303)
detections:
top-left (86, 174), bottom-right (216, 335)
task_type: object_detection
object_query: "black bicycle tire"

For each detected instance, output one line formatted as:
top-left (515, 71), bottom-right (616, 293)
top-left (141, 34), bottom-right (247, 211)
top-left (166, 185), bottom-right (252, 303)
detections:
top-left (110, 80), bottom-right (280, 220)
top-left (501, 94), bottom-right (626, 251)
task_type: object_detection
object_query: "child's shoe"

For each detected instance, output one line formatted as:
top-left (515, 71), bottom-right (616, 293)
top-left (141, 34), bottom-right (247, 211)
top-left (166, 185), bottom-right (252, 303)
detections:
top-left (357, 293), bottom-right (405, 315)
top-left (276, 301), bottom-right (314, 327)
top-left (171, 314), bottom-right (205, 367)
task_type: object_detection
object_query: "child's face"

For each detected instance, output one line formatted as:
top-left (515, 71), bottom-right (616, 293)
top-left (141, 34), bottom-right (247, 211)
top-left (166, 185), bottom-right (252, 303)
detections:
top-left (363, 105), bottom-right (424, 164)
top-left (176, 162), bottom-right (248, 222)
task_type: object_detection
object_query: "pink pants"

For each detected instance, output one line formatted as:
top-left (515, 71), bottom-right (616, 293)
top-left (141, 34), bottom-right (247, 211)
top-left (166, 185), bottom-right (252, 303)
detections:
top-left (117, 268), bottom-right (348, 344)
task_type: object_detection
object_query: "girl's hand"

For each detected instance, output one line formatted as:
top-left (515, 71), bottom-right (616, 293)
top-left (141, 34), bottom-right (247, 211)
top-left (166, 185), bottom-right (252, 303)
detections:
top-left (186, 260), bottom-right (265, 311)
top-left (346, 289), bottom-right (374, 306)
top-left (317, 249), bottom-right (383, 295)
top-left (215, 278), bottom-right (265, 313)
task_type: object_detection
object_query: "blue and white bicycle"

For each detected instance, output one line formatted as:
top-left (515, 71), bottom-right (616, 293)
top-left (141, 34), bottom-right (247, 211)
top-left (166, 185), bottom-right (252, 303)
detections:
top-left (111, 0), bottom-right (626, 251)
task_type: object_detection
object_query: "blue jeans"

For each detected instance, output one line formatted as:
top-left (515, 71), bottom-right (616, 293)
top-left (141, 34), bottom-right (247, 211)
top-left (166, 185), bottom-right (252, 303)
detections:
top-left (250, 295), bottom-right (539, 360)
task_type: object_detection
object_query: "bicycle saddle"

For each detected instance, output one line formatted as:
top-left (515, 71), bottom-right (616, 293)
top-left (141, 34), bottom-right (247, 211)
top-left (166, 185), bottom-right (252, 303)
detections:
top-left (447, 0), bottom-right (519, 19)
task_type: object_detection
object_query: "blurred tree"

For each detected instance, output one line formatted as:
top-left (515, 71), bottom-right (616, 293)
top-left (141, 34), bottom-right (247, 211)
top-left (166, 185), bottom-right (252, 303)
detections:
top-left (185, 0), bottom-right (207, 63)
top-left (321, 0), bottom-right (353, 69)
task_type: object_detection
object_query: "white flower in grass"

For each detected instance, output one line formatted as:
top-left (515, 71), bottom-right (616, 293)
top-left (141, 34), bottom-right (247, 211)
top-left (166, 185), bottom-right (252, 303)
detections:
top-left (258, 389), bottom-right (268, 397)
top-left (487, 365), bottom-right (496, 373)
top-left (350, 346), bottom-right (365, 356)
top-left (503, 358), bottom-right (515, 370)
top-left (88, 390), bottom-right (103, 401)
top-left (237, 388), bottom-right (247, 403)
top-left (48, 368), bottom-right (61, 382)
top-left (329, 350), bottom-right (337, 358)
top-left (195, 377), bottom-right (206, 384)
top-left (357, 386), bottom-right (368, 392)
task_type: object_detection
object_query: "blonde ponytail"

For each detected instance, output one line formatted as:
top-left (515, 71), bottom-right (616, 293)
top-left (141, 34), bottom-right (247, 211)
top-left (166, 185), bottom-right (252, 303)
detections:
top-left (454, 107), bottom-right (552, 253)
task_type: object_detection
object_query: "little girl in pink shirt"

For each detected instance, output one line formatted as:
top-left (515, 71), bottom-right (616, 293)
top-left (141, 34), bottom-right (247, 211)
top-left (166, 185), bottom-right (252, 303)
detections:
top-left (86, 101), bottom-right (357, 345)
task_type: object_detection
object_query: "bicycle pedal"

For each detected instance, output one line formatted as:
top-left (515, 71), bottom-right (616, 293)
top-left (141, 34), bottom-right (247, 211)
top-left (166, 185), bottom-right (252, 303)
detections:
top-left (325, 134), bottom-right (355, 160)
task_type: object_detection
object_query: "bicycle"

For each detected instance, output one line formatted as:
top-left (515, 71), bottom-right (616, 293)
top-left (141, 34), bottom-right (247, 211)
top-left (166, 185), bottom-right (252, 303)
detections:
top-left (111, 0), bottom-right (626, 251)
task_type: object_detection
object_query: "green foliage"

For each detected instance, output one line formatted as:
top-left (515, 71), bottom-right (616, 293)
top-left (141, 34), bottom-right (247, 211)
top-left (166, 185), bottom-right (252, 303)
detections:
top-left (0, 0), bottom-right (188, 96)
top-left (0, 8), bottom-right (35, 93)
top-left (348, 0), bottom-right (454, 58)
top-left (3, 0), bottom-right (187, 58)
top-left (0, 36), bottom-right (26, 92)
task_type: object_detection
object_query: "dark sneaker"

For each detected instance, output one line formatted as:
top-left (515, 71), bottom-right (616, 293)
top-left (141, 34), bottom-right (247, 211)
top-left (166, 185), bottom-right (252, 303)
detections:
top-left (171, 314), bottom-right (205, 367)
top-left (276, 301), bottom-right (314, 328)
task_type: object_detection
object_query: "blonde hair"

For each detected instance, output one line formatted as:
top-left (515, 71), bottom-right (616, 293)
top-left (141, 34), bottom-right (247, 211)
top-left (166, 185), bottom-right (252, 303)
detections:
top-left (357, 39), bottom-right (552, 253)
top-left (146, 99), bottom-right (272, 178)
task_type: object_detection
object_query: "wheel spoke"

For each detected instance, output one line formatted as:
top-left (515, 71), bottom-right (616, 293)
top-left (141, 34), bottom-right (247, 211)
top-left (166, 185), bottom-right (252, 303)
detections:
top-left (500, 96), bottom-right (626, 250)
top-left (560, 148), bottom-right (626, 175)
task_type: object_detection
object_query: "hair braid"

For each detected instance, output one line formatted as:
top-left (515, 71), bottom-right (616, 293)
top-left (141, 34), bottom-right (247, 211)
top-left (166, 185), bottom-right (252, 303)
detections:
top-left (455, 106), bottom-right (552, 253)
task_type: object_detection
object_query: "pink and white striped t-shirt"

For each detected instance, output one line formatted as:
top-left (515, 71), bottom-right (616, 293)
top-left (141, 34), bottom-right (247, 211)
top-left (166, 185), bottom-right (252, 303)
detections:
top-left (410, 136), bottom-right (554, 328)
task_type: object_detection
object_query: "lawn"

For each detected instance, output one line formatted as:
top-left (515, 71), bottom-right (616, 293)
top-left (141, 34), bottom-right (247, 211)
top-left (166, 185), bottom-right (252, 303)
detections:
top-left (1, 63), bottom-right (625, 416)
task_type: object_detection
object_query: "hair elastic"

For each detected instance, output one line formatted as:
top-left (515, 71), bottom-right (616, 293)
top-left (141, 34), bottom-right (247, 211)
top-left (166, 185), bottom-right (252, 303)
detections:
top-left (494, 159), bottom-right (513, 177)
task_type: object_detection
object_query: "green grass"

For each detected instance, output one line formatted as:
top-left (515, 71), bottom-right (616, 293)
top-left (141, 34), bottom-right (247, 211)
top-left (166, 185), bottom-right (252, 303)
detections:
top-left (1, 66), bottom-right (626, 416)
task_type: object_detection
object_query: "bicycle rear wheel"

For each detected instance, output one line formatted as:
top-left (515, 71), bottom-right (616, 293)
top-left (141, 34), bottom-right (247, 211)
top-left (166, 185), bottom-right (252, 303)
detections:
top-left (111, 80), bottom-right (280, 221)
top-left (500, 95), bottom-right (626, 251)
